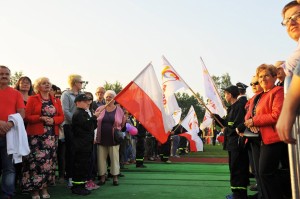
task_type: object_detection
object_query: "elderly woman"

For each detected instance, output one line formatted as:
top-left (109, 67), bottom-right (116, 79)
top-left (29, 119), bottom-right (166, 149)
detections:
top-left (244, 64), bottom-right (287, 199)
top-left (237, 75), bottom-right (264, 197)
top-left (95, 90), bottom-right (126, 186)
top-left (21, 77), bottom-right (64, 199)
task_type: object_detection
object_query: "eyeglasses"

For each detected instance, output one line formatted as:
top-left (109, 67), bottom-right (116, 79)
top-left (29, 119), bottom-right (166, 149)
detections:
top-left (282, 12), bottom-right (300, 26)
top-left (250, 82), bottom-right (259, 86)
top-left (77, 81), bottom-right (85, 84)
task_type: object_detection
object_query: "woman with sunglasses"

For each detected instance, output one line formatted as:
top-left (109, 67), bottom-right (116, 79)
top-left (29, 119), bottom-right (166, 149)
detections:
top-left (244, 64), bottom-right (288, 199)
top-left (237, 75), bottom-right (263, 198)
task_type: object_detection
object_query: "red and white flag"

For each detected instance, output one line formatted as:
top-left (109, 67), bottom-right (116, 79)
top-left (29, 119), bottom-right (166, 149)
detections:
top-left (115, 63), bottom-right (173, 144)
top-left (180, 106), bottom-right (203, 152)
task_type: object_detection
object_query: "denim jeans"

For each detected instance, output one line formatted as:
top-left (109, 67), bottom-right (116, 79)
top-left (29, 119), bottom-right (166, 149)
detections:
top-left (0, 138), bottom-right (15, 198)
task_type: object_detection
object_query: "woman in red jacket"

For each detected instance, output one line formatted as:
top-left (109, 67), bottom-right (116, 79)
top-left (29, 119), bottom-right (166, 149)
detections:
top-left (21, 77), bottom-right (64, 199)
top-left (244, 64), bottom-right (288, 199)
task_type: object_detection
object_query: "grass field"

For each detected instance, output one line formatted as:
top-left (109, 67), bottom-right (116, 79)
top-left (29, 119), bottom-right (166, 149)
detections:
top-left (184, 144), bottom-right (228, 158)
top-left (13, 144), bottom-right (235, 199)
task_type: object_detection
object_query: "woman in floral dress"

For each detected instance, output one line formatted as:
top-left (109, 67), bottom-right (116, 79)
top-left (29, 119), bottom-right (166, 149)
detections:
top-left (22, 77), bottom-right (64, 199)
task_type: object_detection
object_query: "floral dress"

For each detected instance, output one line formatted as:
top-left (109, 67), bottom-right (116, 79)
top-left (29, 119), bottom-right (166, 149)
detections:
top-left (22, 100), bottom-right (58, 191)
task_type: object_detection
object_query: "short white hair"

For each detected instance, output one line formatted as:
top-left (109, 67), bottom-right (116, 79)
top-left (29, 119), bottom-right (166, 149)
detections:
top-left (104, 90), bottom-right (116, 98)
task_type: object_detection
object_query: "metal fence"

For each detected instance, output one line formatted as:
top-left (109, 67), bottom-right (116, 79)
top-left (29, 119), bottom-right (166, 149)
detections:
top-left (289, 113), bottom-right (300, 199)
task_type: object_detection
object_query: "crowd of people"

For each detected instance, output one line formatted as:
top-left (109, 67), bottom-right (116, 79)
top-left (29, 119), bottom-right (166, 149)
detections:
top-left (0, 68), bottom-right (191, 198)
top-left (1, 1), bottom-right (300, 199)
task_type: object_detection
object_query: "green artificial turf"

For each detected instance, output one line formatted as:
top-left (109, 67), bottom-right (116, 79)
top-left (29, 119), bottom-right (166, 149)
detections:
top-left (185, 144), bottom-right (228, 158)
top-left (14, 162), bottom-right (235, 199)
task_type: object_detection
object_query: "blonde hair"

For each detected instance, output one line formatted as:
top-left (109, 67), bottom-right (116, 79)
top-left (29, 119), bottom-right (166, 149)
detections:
top-left (33, 77), bottom-right (51, 94)
top-left (67, 74), bottom-right (82, 88)
top-left (256, 64), bottom-right (277, 77)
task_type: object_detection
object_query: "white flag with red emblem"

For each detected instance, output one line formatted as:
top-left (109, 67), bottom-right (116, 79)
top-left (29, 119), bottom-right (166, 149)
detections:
top-left (161, 56), bottom-right (188, 95)
top-left (201, 63), bottom-right (226, 117)
top-left (180, 106), bottom-right (203, 151)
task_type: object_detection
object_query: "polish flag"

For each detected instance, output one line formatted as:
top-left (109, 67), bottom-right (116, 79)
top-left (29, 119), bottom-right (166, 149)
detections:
top-left (114, 63), bottom-right (173, 144)
top-left (180, 106), bottom-right (203, 152)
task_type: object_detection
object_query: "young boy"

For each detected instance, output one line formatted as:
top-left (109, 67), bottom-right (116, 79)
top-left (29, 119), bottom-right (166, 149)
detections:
top-left (71, 94), bottom-right (98, 195)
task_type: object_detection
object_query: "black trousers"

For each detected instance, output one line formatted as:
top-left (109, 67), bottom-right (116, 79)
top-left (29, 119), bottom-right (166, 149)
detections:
top-left (57, 139), bottom-right (66, 179)
top-left (228, 148), bottom-right (249, 194)
top-left (159, 135), bottom-right (171, 161)
top-left (248, 138), bottom-right (263, 199)
top-left (136, 135), bottom-right (145, 166)
top-left (64, 124), bottom-right (75, 179)
top-left (259, 142), bottom-right (288, 199)
top-left (73, 151), bottom-right (92, 183)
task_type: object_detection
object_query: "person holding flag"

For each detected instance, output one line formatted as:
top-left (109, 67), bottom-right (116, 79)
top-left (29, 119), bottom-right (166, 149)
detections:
top-left (213, 85), bottom-right (249, 199)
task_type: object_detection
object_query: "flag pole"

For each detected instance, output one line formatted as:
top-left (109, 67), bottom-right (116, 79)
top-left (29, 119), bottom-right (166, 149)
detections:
top-left (161, 56), bottom-right (224, 128)
top-left (200, 57), bottom-right (227, 110)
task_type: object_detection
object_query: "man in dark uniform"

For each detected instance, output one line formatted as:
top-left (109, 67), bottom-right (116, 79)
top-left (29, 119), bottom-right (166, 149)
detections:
top-left (71, 94), bottom-right (98, 195)
top-left (236, 82), bottom-right (248, 107)
top-left (135, 121), bottom-right (147, 168)
top-left (214, 85), bottom-right (249, 199)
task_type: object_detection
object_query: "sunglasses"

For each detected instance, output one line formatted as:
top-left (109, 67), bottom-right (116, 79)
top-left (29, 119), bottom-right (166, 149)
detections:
top-left (250, 82), bottom-right (259, 86)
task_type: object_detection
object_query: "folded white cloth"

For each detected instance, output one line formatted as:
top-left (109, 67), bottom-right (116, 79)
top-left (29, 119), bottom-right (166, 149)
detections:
top-left (6, 113), bottom-right (30, 163)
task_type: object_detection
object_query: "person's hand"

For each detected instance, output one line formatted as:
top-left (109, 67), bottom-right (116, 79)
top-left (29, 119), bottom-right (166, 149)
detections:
top-left (244, 118), bottom-right (254, 128)
top-left (236, 128), bottom-right (244, 137)
top-left (249, 126), bottom-right (260, 133)
top-left (0, 121), bottom-right (14, 136)
top-left (45, 117), bottom-right (54, 125)
top-left (221, 127), bottom-right (225, 133)
top-left (276, 110), bottom-right (296, 144)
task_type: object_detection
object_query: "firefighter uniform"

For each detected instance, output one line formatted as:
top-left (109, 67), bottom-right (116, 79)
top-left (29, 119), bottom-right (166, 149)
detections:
top-left (135, 122), bottom-right (147, 167)
top-left (71, 100), bottom-right (97, 194)
top-left (215, 86), bottom-right (249, 199)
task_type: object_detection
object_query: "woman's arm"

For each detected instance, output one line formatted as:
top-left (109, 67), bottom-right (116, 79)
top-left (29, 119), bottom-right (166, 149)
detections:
top-left (276, 75), bottom-right (300, 144)
top-left (25, 96), bottom-right (42, 123)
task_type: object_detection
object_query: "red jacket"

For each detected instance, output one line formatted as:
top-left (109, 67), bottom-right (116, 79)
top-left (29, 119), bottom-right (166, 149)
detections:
top-left (25, 94), bottom-right (64, 136)
top-left (252, 86), bottom-right (284, 144)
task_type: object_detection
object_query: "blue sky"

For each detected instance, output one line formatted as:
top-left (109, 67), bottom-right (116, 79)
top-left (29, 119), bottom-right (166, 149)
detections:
top-left (0, 0), bottom-right (296, 97)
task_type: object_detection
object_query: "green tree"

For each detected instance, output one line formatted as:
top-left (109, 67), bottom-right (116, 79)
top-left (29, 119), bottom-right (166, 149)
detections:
top-left (10, 71), bottom-right (24, 86)
top-left (212, 73), bottom-right (232, 106)
top-left (103, 81), bottom-right (123, 94)
top-left (175, 92), bottom-right (205, 123)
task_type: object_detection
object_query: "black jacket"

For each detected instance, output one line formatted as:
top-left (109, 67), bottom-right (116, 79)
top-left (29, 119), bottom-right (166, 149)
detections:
top-left (214, 99), bottom-right (246, 151)
top-left (72, 108), bottom-right (97, 152)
